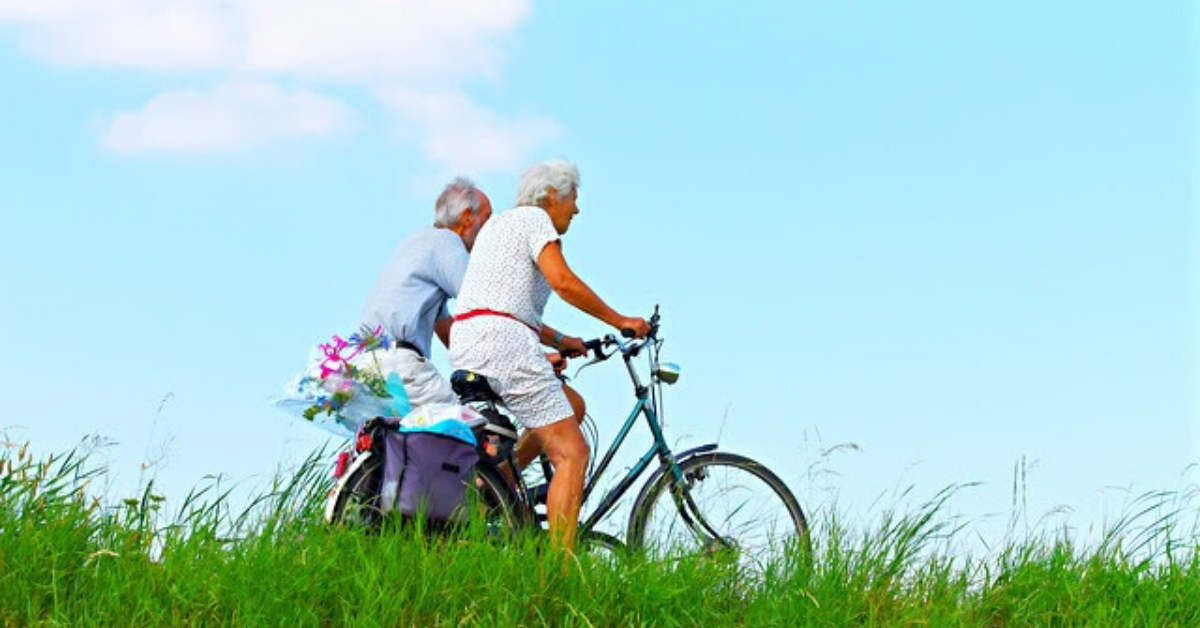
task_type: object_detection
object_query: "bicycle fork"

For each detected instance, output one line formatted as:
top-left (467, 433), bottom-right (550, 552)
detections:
top-left (664, 460), bottom-right (736, 553)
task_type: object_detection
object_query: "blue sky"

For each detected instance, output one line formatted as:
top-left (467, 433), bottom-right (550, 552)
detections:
top-left (1, 1), bottom-right (1194, 543)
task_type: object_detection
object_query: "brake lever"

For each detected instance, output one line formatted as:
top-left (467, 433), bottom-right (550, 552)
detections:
top-left (572, 337), bottom-right (613, 378)
top-left (572, 356), bottom-right (604, 379)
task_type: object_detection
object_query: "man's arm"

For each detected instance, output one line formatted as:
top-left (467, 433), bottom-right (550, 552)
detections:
top-left (432, 236), bottom-right (470, 349)
top-left (435, 316), bottom-right (453, 348)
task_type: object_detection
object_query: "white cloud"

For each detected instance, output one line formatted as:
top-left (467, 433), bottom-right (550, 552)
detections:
top-left (0, 0), bottom-right (557, 171)
top-left (384, 89), bottom-right (561, 173)
top-left (238, 0), bottom-right (527, 82)
top-left (1, 0), bottom-right (528, 79)
top-left (101, 80), bottom-right (354, 155)
top-left (0, 0), bottom-right (79, 22)
top-left (0, 0), bottom-right (235, 71)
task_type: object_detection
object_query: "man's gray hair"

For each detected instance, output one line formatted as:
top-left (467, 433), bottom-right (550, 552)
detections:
top-left (433, 177), bottom-right (483, 228)
top-left (516, 159), bottom-right (580, 208)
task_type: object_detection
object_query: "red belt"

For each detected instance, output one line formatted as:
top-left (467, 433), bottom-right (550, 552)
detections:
top-left (453, 308), bottom-right (540, 334)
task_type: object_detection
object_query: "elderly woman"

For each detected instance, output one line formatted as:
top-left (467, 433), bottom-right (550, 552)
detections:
top-left (449, 159), bottom-right (649, 549)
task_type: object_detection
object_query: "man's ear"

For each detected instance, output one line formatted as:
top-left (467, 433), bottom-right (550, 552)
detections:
top-left (459, 207), bottom-right (475, 230)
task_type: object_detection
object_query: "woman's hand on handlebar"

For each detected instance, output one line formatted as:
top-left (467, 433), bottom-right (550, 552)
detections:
top-left (547, 338), bottom-right (588, 375)
top-left (557, 334), bottom-right (589, 358)
top-left (617, 316), bottom-right (651, 339)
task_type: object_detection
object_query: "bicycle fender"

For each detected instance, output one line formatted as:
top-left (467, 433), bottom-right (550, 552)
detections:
top-left (626, 443), bottom-right (718, 539)
top-left (323, 450), bottom-right (376, 524)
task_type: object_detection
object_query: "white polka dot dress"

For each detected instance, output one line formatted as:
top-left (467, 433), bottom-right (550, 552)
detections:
top-left (449, 207), bottom-right (574, 429)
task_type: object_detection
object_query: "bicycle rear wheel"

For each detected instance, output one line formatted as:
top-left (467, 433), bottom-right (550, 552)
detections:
top-left (327, 453), bottom-right (522, 536)
top-left (458, 463), bottom-right (524, 539)
top-left (326, 453), bottom-right (385, 528)
top-left (628, 452), bottom-right (809, 573)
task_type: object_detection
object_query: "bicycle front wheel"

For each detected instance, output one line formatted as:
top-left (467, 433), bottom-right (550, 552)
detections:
top-left (628, 452), bottom-right (809, 572)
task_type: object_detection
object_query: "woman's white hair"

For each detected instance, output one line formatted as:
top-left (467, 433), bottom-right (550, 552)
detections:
top-left (515, 159), bottom-right (580, 208)
top-left (433, 177), bottom-right (483, 228)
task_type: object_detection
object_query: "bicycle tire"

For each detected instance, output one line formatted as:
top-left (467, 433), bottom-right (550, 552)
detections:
top-left (460, 462), bottom-right (525, 540)
top-left (627, 451), bottom-right (810, 572)
top-left (327, 453), bottom-right (524, 535)
top-left (327, 453), bottom-right (385, 529)
top-left (579, 530), bottom-right (627, 564)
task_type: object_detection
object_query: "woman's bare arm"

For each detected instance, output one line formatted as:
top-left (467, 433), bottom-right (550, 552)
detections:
top-left (536, 241), bottom-right (648, 336)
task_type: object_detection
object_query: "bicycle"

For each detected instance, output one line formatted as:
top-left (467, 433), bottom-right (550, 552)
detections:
top-left (326, 308), bottom-right (810, 571)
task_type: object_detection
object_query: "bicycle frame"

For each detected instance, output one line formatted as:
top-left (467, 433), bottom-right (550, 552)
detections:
top-left (472, 351), bottom-right (678, 531)
top-left (577, 395), bottom-right (668, 533)
top-left (569, 323), bottom-right (716, 540)
top-left (467, 310), bottom-right (729, 546)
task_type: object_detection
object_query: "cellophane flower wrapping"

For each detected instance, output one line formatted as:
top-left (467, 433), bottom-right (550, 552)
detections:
top-left (273, 326), bottom-right (404, 439)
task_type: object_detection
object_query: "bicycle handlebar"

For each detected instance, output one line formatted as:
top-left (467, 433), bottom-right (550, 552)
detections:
top-left (568, 307), bottom-right (661, 375)
top-left (585, 315), bottom-right (659, 360)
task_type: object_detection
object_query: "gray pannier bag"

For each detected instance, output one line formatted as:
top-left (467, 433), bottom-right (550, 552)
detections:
top-left (378, 418), bottom-right (481, 522)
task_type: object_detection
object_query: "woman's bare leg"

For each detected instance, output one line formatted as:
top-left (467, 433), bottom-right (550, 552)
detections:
top-left (529, 416), bottom-right (590, 549)
top-left (515, 383), bottom-right (585, 469)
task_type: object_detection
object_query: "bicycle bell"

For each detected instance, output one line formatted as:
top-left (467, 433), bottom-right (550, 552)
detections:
top-left (653, 362), bottom-right (681, 385)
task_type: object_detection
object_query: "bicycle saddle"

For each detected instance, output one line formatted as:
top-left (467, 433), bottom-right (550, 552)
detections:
top-left (451, 369), bottom-right (502, 404)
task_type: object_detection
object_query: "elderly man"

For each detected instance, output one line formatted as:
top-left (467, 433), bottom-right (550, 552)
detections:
top-left (450, 160), bottom-right (649, 549)
top-left (358, 177), bottom-right (492, 407)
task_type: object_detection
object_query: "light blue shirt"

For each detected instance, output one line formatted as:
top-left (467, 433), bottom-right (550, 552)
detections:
top-left (361, 227), bottom-right (469, 358)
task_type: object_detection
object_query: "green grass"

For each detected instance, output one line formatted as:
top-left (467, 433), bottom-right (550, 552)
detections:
top-left (2, 445), bottom-right (1197, 627)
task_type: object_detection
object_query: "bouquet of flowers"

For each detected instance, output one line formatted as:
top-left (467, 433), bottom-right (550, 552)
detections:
top-left (274, 325), bottom-right (412, 439)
